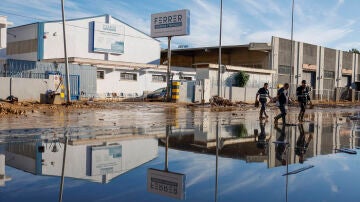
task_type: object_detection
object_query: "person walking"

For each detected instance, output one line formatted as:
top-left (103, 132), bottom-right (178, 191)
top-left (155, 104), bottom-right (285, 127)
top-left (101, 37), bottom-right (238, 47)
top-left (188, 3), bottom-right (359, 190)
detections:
top-left (256, 83), bottom-right (272, 120)
top-left (274, 83), bottom-right (290, 125)
top-left (296, 80), bottom-right (310, 122)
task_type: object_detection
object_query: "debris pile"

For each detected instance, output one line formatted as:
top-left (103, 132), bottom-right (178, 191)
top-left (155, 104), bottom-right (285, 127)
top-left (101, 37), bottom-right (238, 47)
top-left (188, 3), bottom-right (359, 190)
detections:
top-left (209, 96), bottom-right (234, 107)
top-left (0, 103), bottom-right (26, 115)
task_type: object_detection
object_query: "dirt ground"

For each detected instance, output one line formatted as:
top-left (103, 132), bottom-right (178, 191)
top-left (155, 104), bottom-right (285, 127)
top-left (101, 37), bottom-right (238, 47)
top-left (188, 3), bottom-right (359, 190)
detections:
top-left (0, 99), bottom-right (359, 117)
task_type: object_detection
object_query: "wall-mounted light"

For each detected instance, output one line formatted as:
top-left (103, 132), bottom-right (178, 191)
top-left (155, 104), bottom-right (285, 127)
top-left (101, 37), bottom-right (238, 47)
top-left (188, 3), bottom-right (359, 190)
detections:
top-left (43, 32), bottom-right (49, 39)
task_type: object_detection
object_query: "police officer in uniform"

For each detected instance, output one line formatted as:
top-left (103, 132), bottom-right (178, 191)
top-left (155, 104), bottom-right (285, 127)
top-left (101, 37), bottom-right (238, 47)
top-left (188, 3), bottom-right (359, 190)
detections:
top-left (274, 83), bottom-right (290, 125)
top-left (256, 83), bottom-right (272, 120)
top-left (296, 80), bottom-right (310, 122)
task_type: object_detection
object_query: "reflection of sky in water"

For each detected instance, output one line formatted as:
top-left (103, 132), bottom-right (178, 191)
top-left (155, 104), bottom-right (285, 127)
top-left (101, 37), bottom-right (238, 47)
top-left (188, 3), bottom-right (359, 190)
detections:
top-left (1, 107), bottom-right (360, 201)
top-left (1, 147), bottom-right (360, 201)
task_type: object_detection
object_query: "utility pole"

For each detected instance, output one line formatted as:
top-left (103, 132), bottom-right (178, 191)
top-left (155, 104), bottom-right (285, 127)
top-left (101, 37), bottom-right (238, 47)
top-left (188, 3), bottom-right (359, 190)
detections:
top-left (289, 0), bottom-right (295, 96)
top-left (61, 0), bottom-right (71, 104)
top-left (166, 36), bottom-right (172, 102)
top-left (217, 0), bottom-right (223, 97)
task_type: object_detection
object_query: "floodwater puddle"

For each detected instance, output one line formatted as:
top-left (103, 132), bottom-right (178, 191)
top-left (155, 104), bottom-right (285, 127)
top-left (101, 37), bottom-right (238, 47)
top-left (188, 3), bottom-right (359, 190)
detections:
top-left (1, 104), bottom-right (360, 201)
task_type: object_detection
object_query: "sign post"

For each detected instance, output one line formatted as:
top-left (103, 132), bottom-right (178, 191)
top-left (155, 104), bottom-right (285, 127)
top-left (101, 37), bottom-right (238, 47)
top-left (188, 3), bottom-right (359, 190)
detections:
top-left (166, 36), bottom-right (172, 101)
top-left (151, 9), bottom-right (190, 102)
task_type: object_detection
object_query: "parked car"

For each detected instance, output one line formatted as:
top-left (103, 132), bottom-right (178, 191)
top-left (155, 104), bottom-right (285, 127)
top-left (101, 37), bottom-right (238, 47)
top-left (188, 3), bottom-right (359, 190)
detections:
top-left (146, 87), bottom-right (167, 101)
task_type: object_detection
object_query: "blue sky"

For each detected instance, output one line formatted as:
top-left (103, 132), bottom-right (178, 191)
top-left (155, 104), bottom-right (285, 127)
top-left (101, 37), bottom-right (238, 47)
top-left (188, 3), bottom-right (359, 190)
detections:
top-left (0, 0), bottom-right (359, 51)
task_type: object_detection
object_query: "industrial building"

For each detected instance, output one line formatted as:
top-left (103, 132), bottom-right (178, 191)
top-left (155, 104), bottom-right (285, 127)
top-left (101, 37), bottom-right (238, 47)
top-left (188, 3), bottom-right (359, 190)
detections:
top-left (1, 14), bottom-right (195, 100)
top-left (1, 12), bottom-right (360, 102)
top-left (163, 36), bottom-right (360, 100)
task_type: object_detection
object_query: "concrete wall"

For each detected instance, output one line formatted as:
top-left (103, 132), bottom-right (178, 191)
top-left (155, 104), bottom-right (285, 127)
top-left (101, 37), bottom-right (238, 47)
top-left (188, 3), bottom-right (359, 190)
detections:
top-left (273, 37), bottom-right (360, 96)
top-left (179, 81), bottom-right (195, 103)
top-left (96, 67), bottom-right (196, 97)
top-left (223, 87), bottom-right (277, 103)
top-left (43, 15), bottom-right (160, 64)
top-left (0, 77), bottom-right (55, 101)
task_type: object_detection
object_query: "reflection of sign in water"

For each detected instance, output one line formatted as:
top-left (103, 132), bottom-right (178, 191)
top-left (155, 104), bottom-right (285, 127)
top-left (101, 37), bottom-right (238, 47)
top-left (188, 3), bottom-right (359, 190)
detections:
top-left (93, 22), bottom-right (125, 54)
top-left (147, 168), bottom-right (185, 200)
top-left (91, 145), bottom-right (122, 176)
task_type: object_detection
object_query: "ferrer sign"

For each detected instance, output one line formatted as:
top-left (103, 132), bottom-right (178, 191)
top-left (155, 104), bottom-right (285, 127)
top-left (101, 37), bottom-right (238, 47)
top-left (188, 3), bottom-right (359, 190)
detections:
top-left (147, 168), bottom-right (186, 200)
top-left (151, 9), bottom-right (190, 38)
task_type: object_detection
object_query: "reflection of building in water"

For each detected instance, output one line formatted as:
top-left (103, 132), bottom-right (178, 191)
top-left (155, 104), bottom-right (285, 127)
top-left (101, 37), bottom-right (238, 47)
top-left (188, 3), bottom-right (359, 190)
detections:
top-left (193, 111), bottom-right (264, 148)
top-left (258, 112), bottom-right (356, 168)
top-left (0, 142), bottom-right (11, 187)
top-left (5, 137), bottom-right (158, 183)
top-left (167, 111), bottom-right (356, 168)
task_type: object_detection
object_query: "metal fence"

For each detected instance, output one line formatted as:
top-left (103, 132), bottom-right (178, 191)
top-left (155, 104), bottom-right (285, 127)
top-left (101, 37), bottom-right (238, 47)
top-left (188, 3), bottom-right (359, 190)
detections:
top-left (0, 59), bottom-right (97, 97)
top-left (314, 89), bottom-right (336, 102)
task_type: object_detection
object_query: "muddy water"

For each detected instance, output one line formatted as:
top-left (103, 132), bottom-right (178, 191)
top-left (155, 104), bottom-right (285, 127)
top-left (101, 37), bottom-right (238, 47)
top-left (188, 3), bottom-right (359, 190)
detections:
top-left (1, 103), bottom-right (360, 201)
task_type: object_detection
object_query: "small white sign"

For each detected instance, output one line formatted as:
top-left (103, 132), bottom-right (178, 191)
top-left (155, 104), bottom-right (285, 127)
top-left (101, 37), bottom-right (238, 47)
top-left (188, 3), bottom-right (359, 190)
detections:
top-left (93, 22), bottom-right (125, 54)
top-left (91, 145), bottom-right (122, 176)
top-left (147, 168), bottom-right (186, 200)
top-left (151, 9), bottom-right (190, 38)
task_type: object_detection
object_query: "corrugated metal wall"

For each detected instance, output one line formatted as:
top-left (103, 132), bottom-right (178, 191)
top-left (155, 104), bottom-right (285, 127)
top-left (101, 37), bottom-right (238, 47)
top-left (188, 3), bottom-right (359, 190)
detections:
top-left (3, 59), bottom-right (97, 96)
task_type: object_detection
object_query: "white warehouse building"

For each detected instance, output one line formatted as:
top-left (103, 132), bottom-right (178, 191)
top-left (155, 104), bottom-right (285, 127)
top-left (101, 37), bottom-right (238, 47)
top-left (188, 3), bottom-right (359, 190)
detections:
top-left (4, 14), bottom-right (195, 99)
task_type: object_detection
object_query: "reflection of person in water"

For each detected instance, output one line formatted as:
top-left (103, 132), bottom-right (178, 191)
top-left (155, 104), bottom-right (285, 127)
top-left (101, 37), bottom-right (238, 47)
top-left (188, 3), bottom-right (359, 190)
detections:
top-left (295, 124), bottom-right (313, 164)
top-left (274, 124), bottom-right (287, 166)
top-left (255, 120), bottom-right (270, 154)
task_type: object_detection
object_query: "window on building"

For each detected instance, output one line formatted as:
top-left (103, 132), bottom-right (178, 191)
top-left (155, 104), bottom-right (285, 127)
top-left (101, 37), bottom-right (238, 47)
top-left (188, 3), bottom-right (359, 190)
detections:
top-left (120, 73), bottom-right (137, 81)
top-left (182, 76), bottom-right (192, 81)
top-left (97, 71), bottom-right (104, 79)
top-left (152, 75), bottom-right (166, 82)
top-left (324, 70), bottom-right (335, 79)
top-left (278, 66), bottom-right (292, 74)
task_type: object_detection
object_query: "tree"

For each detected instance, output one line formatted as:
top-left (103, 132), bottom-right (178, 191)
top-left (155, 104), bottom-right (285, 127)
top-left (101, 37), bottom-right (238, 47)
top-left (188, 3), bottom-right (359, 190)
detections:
top-left (233, 71), bottom-right (250, 87)
top-left (349, 48), bottom-right (360, 54)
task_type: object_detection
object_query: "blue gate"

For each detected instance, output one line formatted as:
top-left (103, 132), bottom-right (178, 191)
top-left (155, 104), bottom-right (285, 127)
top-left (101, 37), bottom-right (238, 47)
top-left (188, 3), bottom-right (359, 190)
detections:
top-left (45, 71), bottom-right (80, 101)
top-left (69, 75), bottom-right (80, 100)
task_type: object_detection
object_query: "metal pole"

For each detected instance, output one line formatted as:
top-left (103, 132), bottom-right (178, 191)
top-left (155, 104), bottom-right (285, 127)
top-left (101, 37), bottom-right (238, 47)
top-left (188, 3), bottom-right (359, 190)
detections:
top-left (289, 0), bottom-right (295, 96)
top-left (165, 125), bottom-right (170, 172)
top-left (61, 0), bottom-right (71, 104)
top-left (58, 134), bottom-right (68, 202)
top-left (217, 0), bottom-right (223, 97)
top-left (166, 36), bottom-right (172, 102)
top-left (215, 117), bottom-right (219, 202)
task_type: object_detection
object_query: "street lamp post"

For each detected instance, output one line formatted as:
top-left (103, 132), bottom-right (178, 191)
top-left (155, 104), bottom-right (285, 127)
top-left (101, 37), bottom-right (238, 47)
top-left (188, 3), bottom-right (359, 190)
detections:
top-left (289, 0), bottom-right (295, 95)
top-left (217, 0), bottom-right (223, 97)
top-left (61, 0), bottom-right (71, 104)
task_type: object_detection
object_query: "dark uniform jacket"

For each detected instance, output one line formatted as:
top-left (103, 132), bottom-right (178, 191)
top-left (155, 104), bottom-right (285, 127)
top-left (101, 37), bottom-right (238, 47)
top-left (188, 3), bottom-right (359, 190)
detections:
top-left (277, 87), bottom-right (288, 105)
top-left (296, 86), bottom-right (310, 103)
top-left (257, 87), bottom-right (269, 103)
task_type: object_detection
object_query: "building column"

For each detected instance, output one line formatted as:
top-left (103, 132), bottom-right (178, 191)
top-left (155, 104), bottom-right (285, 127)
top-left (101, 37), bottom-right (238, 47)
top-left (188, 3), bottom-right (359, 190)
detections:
top-left (352, 53), bottom-right (356, 83)
top-left (296, 42), bottom-right (304, 86)
top-left (335, 50), bottom-right (343, 88)
top-left (292, 41), bottom-right (299, 88)
top-left (271, 36), bottom-right (279, 89)
top-left (315, 112), bottom-right (322, 155)
top-left (354, 54), bottom-right (359, 82)
top-left (315, 47), bottom-right (325, 92)
top-left (0, 154), bottom-right (5, 186)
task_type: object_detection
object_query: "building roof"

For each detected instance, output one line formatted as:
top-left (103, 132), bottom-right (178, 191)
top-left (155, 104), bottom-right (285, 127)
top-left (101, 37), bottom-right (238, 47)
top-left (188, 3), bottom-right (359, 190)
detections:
top-left (7, 14), bottom-right (157, 42)
top-left (162, 43), bottom-right (272, 53)
top-left (193, 63), bottom-right (275, 74)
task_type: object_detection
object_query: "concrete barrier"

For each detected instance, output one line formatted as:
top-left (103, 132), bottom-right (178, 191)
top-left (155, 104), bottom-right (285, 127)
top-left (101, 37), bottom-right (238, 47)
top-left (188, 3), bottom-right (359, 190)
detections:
top-left (0, 77), bottom-right (52, 101)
